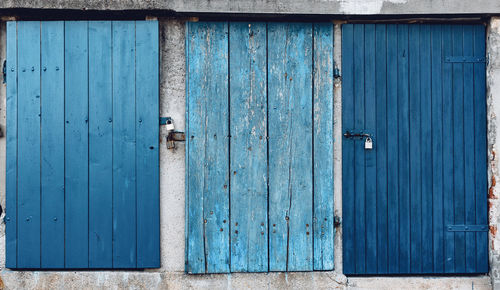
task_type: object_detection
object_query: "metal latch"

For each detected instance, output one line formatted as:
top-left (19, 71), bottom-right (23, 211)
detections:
top-left (160, 117), bottom-right (185, 149)
top-left (2, 60), bottom-right (6, 84)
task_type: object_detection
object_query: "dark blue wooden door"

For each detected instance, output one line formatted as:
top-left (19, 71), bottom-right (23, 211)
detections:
top-left (342, 24), bottom-right (488, 274)
top-left (6, 21), bottom-right (160, 269)
top-left (186, 21), bottom-right (335, 273)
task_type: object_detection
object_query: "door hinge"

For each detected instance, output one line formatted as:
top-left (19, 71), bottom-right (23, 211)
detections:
top-left (2, 60), bottom-right (6, 84)
top-left (444, 56), bottom-right (486, 63)
top-left (446, 225), bottom-right (488, 232)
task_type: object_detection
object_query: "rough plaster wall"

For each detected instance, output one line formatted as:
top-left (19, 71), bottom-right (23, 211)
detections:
top-left (1, 0), bottom-right (500, 15)
top-left (159, 17), bottom-right (186, 273)
top-left (333, 22), bottom-right (343, 274)
top-left (0, 18), bottom-right (494, 289)
top-left (488, 17), bottom-right (500, 289)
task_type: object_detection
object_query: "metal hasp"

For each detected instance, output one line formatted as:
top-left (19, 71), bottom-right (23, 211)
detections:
top-left (160, 117), bottom-right (185, 149)
top-left (159, 116), bottom-right (172, 125)
top-left (2, 60), bottom-right (6, 84)
top-left (343, 131), bottom-right (371, 139)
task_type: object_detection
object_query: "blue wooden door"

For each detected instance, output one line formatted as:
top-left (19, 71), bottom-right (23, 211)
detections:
top-left (342, 24), bottom-right (488, 274)
top-left (6, 21), bottom-right (160, 269)
top-left (186, 21), bottom-right (335, 273)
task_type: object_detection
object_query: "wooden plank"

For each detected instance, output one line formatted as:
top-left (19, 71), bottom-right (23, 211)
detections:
top-left (40, 21), bottom-right (65, 268)
top-left (186, 22), bottom-right (207, 274)
top-left (268, 22), bottom-right (313, 271)
top-left (200, 22), bottom-right (230, 274)
top-left (341, 23), bottom-right (356, 275)
top-left (442, 24), bottom-right (455, 273)
top-left (419, 24), bottom-right (433, 273)
top-left (452, 25), bottom-right (466, 273)
top-left (136, 20), bottom-right (160, 268)
top-left (397, 24), bottom-right (410, 273)
top-left (312, 22), bottom-right (334, 271)
top-left (473, 24), bottom-right (488, 273)
top-left (463, 24), bottom-right (476, 273)
top-left (186, 22), bottom-right (230, 274)
top-left (112, 21), bottom-right (137, 268)
top-left (229, 22), bottom-right (268, 273)
top-left (431, 24), bottom-right (444, 274)
top-left (5, 21), bottom-right (18, 269)
top-left (88, 21), bottom-right (113, 268)
top-left (17, 21), bottom-right (41, 268)
top-left (375, 23), bottom-right (388, 274)
top-left (409, 24), bottom-right (422, 273)
top-left (364, 24), bottom-right (377, 274)
top-left (386, 24), bottom-right (400, 273)
top-left (353, 24), bottom-right (366, 274)
top-left (65, 21), bottom-right (89, 268)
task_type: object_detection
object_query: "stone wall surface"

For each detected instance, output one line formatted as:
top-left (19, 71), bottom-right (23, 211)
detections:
top-left (0, 16), bottom-right (496, 290)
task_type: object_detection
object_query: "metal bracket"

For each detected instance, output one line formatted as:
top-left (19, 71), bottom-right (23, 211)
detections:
top-left (2, 60), bottom-right (6, 84)
top-left (446, 225), bottom-right (488, 232)
top-left (334, 216), bottom-right (341, 228)
top-left (333, 67), bottom-right (341, 79)
top-left (159, 117), bottom-right (172, 125)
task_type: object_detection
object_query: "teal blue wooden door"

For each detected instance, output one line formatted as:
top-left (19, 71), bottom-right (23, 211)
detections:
top-left (186, 21), bottom-right (335, 273)
top-left (342, 24), bottom-right (488, 274)
top-left (6, 21), bottom-right (160, 269)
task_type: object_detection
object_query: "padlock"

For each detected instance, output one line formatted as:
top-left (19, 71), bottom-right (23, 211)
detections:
top-left (166, 120), bottom-right (175, 132)
top-left (365, 137), bottom-right (373, 150)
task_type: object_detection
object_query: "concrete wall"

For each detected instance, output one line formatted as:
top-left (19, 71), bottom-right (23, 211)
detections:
top-left (2, 0), bottom-right (500, 15)
top-left (0, 16), bottom-right (497, 289)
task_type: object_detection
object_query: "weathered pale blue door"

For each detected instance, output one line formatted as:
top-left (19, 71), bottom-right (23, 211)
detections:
top-left (186, 21), bottom-right (335, 273)
top-left (342, 24), bottom-right (488, 274)
top-left (6, 20), bottom-right (160, 269)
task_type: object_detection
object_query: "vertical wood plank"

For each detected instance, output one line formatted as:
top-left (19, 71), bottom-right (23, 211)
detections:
top-left (41, 21), bottom-right (65, 268)
top-left (473, 24), bottom-right (488, 273)
top-left (5, 21), bottom-right (18, 268)
top-left (419, 24), bottom-right (433, 273)
top-left (112, 21), bottom-right (137, 268)
top-left (409, 24), bottom-right (422, 273)
top-left (341, 23), bottom-right (356, 275)
top-left (65, 21), bottom-right (89, 268)
top-left (442, 24), bottom-right (455, 273)
top-left (312, 22), bottom-right (334, 271)
top-left (229, 22), bottom-right (268, 273)
top-left (186, 22), bottom-right (230, 274)
top-left (375, 24), bottom-right (388, 274)
top-left (136, 20), bottom-right (160, 268)
top-left (386, 24), bottom-right (400, 273)
top-left (397, 24), bottom-right (410, 273)
top-left (17, 21), bottom-right (41, 268)
top-left (201, 22), bottom-right (230, 274)
top-left (268, 22), bottom-right (313, 271)
top-left (452, 25), bottom-right (466, 273)
top-left (186, 22), bottom-right (206, 274)
top-left (353, 24), bottom-right (366, 274)
top-left (88, 21), bottom-right (113, 268)
top-left (431, 24), bottom-right (444, 274)
top-left (463, 25), bottom-right (476, 273)
top-left (364, 24), bottom-right (377, 274)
